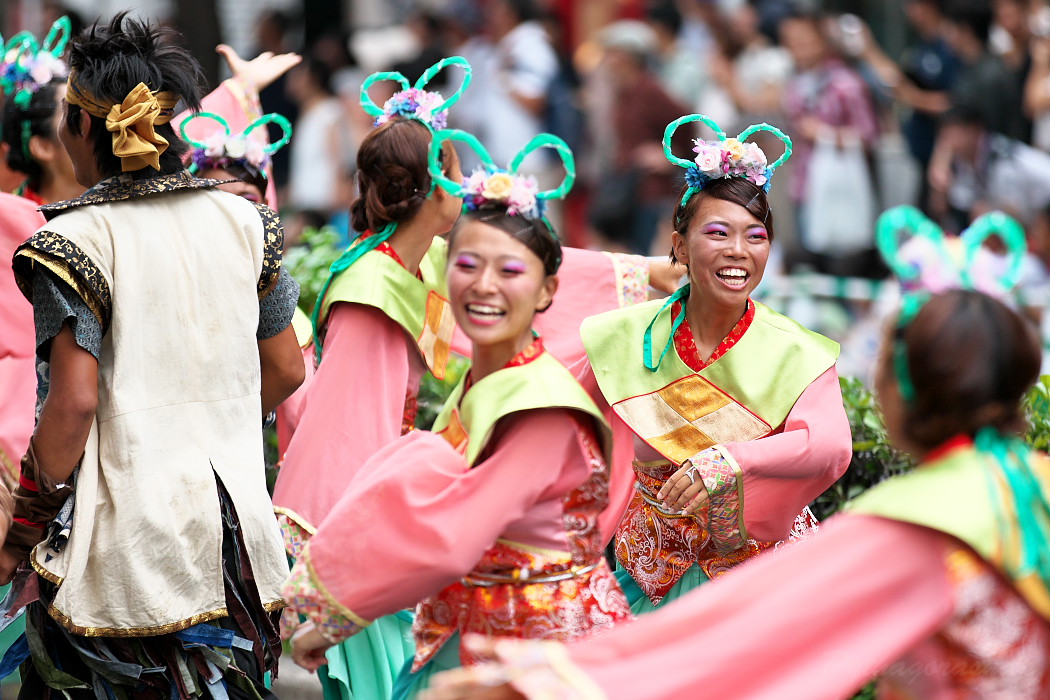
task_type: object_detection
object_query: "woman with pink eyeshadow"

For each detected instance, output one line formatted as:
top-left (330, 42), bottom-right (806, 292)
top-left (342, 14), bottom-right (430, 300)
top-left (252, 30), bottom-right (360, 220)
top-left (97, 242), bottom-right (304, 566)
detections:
top-left (281, 134), bottom-right (631, 698)
top-left (567, 115), bottom-right (852, 615)
top-left (419, 208), bottom-right (1050, 700)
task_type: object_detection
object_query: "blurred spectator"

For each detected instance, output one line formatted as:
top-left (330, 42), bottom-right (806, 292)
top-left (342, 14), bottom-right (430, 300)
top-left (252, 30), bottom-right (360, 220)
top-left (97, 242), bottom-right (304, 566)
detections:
top-left (944, 0), bottom-right (1027, 141)
top-left (928, 105), bottom-right (1050, 230)
top-left (709, 0), bottom-right (794, 133)
top-left (255, 9), bottom-right (300, 193)
top-left (647, 2), bottom-right (707, 110)
top-left (990, 0), bottom-right (1033, 139)
top-left (1026, 5), bottom-right (1050, 150)
top-left (780, 10), bottom-right (880, 275)
top-left (538, 10), bottom-right (585, 157)
top-left (588, 20), bottom-right (690, 255)
top-left (285, 55), bottom-right (354, 239)
top-left (392, 10), bottom-right (452, 90)
top-left (474, 0), bottom-right (558, 165)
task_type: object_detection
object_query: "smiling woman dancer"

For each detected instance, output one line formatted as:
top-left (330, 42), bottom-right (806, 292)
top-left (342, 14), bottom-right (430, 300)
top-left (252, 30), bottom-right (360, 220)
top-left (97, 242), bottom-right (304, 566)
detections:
top-left (421, 207), bottom-right (1050, 700)
top-left (575, 114), bottom-right (853, 613)
top-left (281, 131), bottom-right (631, 700)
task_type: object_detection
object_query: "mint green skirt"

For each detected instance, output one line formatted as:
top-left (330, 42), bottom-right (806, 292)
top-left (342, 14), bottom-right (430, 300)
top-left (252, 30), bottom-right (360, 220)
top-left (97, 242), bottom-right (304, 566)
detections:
top-left (390, 632), bottom-right (461, 700)
top-left (321, 610), bottom-right (415, 700)
top-left (614, 565), bottom-right (709, 615)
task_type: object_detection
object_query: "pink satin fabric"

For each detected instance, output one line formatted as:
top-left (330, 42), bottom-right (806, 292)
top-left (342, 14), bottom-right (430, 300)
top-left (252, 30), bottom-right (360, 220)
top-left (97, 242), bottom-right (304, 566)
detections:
top-left (307, 408), bottom-right (600, 622)
top-left (0, 193), bottom-right (45, 472)
top-left (273, 303), bottom-right (425, 531)
top-left (563, 514), bottom-right (1050, 699)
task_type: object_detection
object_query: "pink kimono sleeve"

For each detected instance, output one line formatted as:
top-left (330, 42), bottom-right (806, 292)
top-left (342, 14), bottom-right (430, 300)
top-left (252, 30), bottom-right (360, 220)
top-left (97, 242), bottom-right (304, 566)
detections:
top-left (689, 365), bottom-right (853, 549)
top-left (272, 303), bottom-right (414, 534)
top-left (534, 250), bottom-right (649, 368)
top-left (495, 515), bottom-right (955, 700)
top-left (285, 409), bottom-right (588, 634)
top-left (0, 193), bottom-right (43, 475)
top-left (174, 78), bottom-right (279, 209)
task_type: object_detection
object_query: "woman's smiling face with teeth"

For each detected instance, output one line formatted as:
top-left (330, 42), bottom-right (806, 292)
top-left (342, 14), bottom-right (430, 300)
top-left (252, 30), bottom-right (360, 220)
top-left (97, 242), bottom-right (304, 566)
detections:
top-left (447, 218), bottom-right (557, 355)
top-left (671, 195), bottom-right (771, 308)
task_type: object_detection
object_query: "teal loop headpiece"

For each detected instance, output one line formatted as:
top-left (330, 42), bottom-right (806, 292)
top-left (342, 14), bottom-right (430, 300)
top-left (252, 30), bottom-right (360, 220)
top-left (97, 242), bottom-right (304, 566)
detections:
top-left (180, 110), bottom-right (293, 175)
top-left (427, 128), bottom-right (574, 268)
top-left (360, 56), bottom-right (472, 132)
top-left (875, 205), bottom-right (1028, 403)
top-left (664, 114), bottom-right (792, 217)
top-left (0, 17), bottom-right (71, 109)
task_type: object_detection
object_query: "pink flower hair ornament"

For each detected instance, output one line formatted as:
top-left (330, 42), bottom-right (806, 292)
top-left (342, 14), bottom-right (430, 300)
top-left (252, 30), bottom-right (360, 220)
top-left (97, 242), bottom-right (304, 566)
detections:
top-left (0, 17), bottom-right (71, 109)
top-left (427, 129), bottom-right (575, 227)
top-left (360, 56), bottom-right (472, 132)
top-left (664, 114), bottom-right (792, 209)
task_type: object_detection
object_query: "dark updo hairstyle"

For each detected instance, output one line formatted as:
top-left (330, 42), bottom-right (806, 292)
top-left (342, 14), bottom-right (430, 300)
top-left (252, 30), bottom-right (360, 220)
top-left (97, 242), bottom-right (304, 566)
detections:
top-left (670, 177), bottom-right (775, 263)
top-left (2, 78), bottom-right (63, 189)
top-left (350, 118), bottom-right (459, 234)
top-left (887, 290), bottom-right (1041, 450)
top-left (455, 209), bottom-right (563, 277)
top-left (64, 11), bottom-right (204, 179)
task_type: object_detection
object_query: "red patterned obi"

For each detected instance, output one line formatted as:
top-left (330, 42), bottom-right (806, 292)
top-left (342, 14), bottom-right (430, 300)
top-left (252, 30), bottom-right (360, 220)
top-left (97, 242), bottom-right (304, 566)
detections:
top-left (615, 459), bottom-right (819, 606)
top-left (413, 418), bottom-right (632, 669)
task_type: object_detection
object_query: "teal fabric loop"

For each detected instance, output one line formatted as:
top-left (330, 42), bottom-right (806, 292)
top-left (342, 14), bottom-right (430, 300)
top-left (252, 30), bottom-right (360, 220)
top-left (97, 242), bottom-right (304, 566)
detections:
top-left (179, 112), bottom-right (231, 150)
top-left (643, 284), bottom-right (691, 372)
top-left (244, 113), bottom-right (294, 154)
top-left (974, 428), bottom-right (1050, 589)
top-left (663, 114), bottom-right (726, 169)
top-left (359, 71), bottom-right (411, 117)
top-left (41, 16), bottom-right (71, 57)
top-left (960, 211), bottom-right (1027, 294)
top-left (413, 56), bottom-right (472, 114)
top-left (508, 133), bottom-right (576, 201)
top-left (427, 129), bottom-right (496, 197)
top-left (735, 122), bottom-right (793, 171)
top-left (310, 221), bottom-right (398, 364)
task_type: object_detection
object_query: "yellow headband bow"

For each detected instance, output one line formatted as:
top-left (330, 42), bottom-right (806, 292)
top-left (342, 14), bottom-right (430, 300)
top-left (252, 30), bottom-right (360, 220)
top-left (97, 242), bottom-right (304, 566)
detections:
top-left (66, 74), bottom-right (179, 172)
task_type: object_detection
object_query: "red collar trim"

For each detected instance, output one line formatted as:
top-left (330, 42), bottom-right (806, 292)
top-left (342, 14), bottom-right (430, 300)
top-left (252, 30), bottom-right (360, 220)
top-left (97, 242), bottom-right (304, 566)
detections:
top-left (18, 183), bottom-right (45, 206)
top-left (464, 336), bottom-right (545, 391)
top-left (672, 300), bottom-right (756, 372)
top-left (924, 434), bottom-right (974, 463)
top-left (360, 229), bottom-right (423, 281)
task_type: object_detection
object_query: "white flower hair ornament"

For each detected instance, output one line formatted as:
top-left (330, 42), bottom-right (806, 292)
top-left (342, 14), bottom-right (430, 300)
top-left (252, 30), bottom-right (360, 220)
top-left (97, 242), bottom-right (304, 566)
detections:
top-left (664, 114), bottom-right (792, 212)
top-left (427, 128), bottom-right (576, 236)
top-left (180, 111), bottom-right (293, 177)
top-left (360, 56), bottom-right (472, 132)
top-left (876, 205), bottom-right (1027, 405)
top-left (0, 17), bottom-right (70, 109)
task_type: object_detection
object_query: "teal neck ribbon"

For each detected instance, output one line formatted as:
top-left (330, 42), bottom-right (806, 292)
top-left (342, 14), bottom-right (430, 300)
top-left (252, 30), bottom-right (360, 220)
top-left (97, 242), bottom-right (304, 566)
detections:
top-left (309, 221), bottom-right (398, 363)
top-left (642, 284), bottom-right (690, 372)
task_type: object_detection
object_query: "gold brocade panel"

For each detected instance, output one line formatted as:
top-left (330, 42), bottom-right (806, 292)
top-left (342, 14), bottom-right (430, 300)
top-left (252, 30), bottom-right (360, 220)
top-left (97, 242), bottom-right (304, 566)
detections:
top-left (613, 374), bottom-right (770, 465)
top-left (417, 290), bottom-right (455, 380)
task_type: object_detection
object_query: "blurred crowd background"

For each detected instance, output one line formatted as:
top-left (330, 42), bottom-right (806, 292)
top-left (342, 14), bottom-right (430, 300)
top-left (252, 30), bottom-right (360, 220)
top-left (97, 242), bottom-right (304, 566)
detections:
top-left (4, 0), bottom-right (1050, 376)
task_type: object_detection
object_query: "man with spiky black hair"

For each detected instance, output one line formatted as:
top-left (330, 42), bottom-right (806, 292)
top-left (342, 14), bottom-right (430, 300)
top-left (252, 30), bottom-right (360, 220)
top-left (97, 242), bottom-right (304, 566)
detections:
top-left (2, 12), bottom-right (305, 698)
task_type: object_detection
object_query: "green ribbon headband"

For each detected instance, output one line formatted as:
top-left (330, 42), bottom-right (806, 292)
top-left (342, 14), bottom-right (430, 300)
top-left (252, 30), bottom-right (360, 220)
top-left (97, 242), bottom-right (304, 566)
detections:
top-left (875, 205), bottom-right (1027, 403)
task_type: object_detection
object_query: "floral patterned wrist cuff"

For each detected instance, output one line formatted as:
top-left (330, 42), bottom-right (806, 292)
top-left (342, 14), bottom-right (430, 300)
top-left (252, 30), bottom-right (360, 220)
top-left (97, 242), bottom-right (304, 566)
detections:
top-left (688, 446), bottom-right (746, 553)
top-left (606, 252), bottom-right (649, 307)
top-left (282, 555), bottom-right (366, 644)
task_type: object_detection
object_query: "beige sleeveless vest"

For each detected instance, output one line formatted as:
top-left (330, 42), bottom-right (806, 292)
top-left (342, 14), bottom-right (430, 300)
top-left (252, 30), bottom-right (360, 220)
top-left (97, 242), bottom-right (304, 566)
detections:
top-left (21, 184), bottom-right (287, 635)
